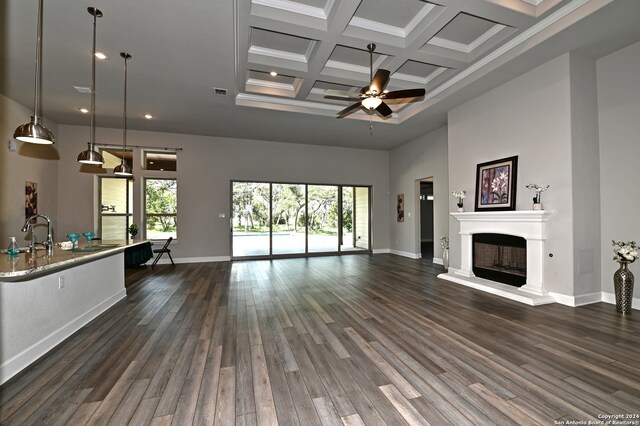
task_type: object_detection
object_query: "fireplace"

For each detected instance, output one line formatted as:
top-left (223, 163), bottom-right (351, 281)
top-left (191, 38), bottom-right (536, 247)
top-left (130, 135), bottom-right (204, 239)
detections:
top-left (473, 233), bottom-right (526, 286)
top-left (438, 211), bottom-right (555, 306)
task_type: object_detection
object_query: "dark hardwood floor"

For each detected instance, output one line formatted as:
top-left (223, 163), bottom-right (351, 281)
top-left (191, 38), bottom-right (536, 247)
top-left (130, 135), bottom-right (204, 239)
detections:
top-left (1, 254), bottom-right (639, 425)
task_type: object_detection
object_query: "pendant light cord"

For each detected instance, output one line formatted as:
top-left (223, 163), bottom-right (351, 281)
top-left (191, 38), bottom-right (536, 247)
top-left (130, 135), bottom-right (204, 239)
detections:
top-left (33, 0), bottom-right (44, 118)
top-left (90, 10), bottom-right (98, 148)
top-left (122, 53), bottom-right (130, 159)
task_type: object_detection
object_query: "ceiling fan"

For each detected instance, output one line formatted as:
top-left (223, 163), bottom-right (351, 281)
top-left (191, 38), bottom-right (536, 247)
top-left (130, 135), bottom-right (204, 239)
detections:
top-left (325, 43), bottom-right (426, 118)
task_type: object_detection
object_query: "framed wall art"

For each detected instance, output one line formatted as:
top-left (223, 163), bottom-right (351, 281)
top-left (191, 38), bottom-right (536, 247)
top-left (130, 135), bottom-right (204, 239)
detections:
top-left (474, 156), bottom-right (518, 211)
top-left (397, 194), bottom-right (404, 222)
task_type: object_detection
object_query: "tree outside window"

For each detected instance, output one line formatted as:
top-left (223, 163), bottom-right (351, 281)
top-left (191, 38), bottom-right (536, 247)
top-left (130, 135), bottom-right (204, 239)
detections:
top-left (145, 178), bottom-right (177, 239)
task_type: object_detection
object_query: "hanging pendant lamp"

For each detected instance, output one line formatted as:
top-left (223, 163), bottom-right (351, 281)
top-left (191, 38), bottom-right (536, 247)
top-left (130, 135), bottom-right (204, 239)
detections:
top-left (13, 0), bottom-right (55, 145)
top-left (77, 7), bottom-right (104, 165)
top-left (114, 52), bottom-right (133, 176)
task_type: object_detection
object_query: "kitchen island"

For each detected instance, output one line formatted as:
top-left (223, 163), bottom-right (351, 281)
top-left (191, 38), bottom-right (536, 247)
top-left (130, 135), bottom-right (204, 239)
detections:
top-left (0, 240), bottom-right (149, 384)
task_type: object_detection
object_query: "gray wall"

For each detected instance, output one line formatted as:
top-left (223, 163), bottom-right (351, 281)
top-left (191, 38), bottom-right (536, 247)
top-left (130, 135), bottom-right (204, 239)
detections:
top-left (447, 54), bottom-right (575, 297)
top-left (0, 94), bottom-right (59, 246)
top-left (569, 53), bottom-right (601, 299)
top-left (388, 125), bottom-right (448, 260)
top-left (597, 40), bottom-right (640, 300)
top-left (56, 125), bottom-right (390, 260)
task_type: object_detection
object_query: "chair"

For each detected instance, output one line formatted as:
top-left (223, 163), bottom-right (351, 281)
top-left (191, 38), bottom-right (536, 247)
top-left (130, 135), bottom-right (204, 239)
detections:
top-left (151, 237), bottom-right (175, 269)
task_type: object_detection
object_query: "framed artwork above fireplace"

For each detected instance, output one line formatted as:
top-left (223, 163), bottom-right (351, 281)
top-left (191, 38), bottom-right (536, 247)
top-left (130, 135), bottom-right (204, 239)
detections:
top-left (474, 155), bottom-right (518, 211)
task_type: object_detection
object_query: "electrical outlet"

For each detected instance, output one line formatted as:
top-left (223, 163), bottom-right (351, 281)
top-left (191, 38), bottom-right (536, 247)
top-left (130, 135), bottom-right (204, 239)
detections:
top-left (58, 276), bottom-right (65, 290)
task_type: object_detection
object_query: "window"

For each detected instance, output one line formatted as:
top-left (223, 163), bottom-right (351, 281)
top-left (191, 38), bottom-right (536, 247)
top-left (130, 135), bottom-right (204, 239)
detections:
top-left (144, 151), bottom-right (177, 171)
top-left (99, 177), bottom-right (133, 239)
top-left (100, 147), bottom-right (133, 169)
top-left (144, 178), bottom-right (177, 239)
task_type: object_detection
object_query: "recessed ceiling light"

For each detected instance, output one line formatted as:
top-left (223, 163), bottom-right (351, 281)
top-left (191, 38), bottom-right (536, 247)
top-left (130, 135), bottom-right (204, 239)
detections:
top-left (144, 114), bottom-right (153, 119)
top-left (270, 71), bottom-right (278, 77)
top-left (79, 108), bottom-right (89, 114)
top-left (94, 51), bottom-right (108, 60)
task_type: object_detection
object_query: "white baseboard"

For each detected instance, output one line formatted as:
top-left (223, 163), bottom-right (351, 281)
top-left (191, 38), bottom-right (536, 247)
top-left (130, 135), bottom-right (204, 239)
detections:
top-left (548, 291), bottom-right (602, 307)
top-left (433, 257), bottom-right (443, 265)
top-left (390, 250), bottom-right (421, 259)
top-left (373, 248), bottom-right (391, 254)
top-left (1, 289), bottom-right (126, 385)
top-left (601, 291), bottom-right (640, 310)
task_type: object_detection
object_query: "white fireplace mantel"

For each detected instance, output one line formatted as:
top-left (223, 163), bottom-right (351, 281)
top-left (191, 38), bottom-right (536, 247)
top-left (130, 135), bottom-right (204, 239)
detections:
top-left (438, 210), bottom-right (556, 306)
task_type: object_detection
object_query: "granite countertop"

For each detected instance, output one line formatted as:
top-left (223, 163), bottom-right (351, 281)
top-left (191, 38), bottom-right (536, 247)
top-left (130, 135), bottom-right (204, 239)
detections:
top-left (0, 240), bottom-right (150, 282)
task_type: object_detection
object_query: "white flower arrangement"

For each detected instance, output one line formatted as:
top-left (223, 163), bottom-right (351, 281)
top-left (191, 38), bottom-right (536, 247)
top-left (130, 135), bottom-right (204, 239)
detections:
top-left (612, 240), bottom-right (638, 263)
top-left (440, 236), bottom-right (449, 250)
top-left (526, 183), bottom-right (549, 204)
top-left (451, 190), bottom-right (466, 208)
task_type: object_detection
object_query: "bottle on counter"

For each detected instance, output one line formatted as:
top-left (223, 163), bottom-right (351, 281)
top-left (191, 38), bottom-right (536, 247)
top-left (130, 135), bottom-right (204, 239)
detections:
top-left (7, 237), bottom-right (20, 256)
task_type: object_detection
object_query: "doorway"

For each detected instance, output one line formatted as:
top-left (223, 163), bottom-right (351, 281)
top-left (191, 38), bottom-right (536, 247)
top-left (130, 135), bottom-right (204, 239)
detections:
top-left (418, 179), bottom-right (434, 261)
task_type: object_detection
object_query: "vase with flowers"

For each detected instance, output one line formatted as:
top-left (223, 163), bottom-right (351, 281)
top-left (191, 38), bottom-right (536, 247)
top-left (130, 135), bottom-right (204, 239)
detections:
top-left (440, 236), bottom-right (449, 269)
top-left (526, 184), bottom-right (549, 210)
top-left (612, 240), bottom-right (638, 314)
top-left (452, 191), bottom-right (466, 212)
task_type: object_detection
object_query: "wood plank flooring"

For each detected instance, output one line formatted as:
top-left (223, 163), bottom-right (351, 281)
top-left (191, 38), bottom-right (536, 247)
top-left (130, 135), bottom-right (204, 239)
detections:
top-left (1, 254), bottom-right (639, 425)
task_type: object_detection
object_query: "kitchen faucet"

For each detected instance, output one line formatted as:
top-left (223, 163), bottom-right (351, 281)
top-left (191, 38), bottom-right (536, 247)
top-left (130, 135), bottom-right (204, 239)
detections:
top-left (22, 214), bottom-right (54, 255)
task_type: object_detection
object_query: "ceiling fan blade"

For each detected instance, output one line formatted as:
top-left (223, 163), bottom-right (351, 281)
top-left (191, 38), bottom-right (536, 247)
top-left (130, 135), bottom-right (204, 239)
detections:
top-left (375, 101), bottom-right (393, 117)
top-left (324, 95), bottom-right (361, 102)
top-left (369, 69), bottom-right (390, 94)
top-left (383, 88), bottom-right (426, 100)
top-left (337, 102), bottom-right (362, 118)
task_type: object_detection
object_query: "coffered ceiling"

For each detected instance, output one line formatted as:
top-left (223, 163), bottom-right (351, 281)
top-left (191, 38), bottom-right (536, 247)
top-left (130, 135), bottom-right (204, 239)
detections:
top-left (2, 0), bottom-right (640, 150)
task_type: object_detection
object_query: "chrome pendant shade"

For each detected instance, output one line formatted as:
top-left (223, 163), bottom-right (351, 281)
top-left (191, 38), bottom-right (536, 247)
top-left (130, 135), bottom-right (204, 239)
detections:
top-left (114, 52), bottom-right (133, 177)
top-left (14, 0), bottom-right (55, 145)
top-left (77, 7), bottom-right (104, 165)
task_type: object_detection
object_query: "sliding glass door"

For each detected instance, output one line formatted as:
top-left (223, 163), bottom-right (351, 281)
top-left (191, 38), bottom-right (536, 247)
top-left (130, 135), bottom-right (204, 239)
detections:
top-left (231, 181), bottom-right (371, 258)
top-left (232, 182), bottom-right (270, 257)
top-left (272, 183), bottom-right (306, 255)
top-left (341, 186), bottom-right (369, 251)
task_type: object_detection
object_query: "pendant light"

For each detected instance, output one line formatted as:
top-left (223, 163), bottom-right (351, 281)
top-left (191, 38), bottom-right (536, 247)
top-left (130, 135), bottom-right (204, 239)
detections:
top-left (13, 0), bottom-right (55, 145)
top-left (77, 7), bottom-right (104, 165)
top-left (114, 52), bottom-right (133, 176)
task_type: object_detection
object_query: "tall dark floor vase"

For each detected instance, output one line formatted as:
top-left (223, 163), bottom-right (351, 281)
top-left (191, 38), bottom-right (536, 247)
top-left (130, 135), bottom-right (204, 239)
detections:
top-left (614, 261), bottom-right (634, 314)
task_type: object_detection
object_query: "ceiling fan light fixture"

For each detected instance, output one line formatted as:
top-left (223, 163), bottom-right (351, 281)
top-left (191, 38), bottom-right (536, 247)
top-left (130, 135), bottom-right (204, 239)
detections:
top-left (14, 0), bottom-right (55, 145)
top-left (362, 97), bottom-right (382, 110)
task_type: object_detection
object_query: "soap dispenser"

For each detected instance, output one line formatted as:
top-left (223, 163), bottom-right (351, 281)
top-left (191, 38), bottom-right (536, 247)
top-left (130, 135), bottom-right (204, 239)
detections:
top-left (7, 237), bottom-right (20, 256)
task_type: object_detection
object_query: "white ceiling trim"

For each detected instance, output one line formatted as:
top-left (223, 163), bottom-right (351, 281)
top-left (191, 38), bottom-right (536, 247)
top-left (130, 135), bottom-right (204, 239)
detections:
top-left (248, 46), bottom-right (309, 63)
top-left (236, 92), bottom-right (341, 115)
top-left (236, 92), bottom-right (402, 122)
top-left (324, 57), bottom-right (387, 76)
top-left (428, 24), bottom-right (506, 53)
top-left (246, 78), bottom-right (296, 91)
top-left (393, 66), bottom-right (447, 85)
top-left (404, 3), bottom-right (438, 35)
top-left (348, 17), bottom-right (406, 38)
top-left (348, 3), bottom-right (437, 39)
top-left (426, 0), bottom-right (591, 100)
top-left (252, 0), bottom-right (328, 19)
top-left (521, 0), bottom-right (544, 5)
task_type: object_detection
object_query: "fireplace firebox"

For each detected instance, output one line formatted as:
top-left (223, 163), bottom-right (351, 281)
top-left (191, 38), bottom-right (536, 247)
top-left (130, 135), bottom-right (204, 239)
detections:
top-left (473, 233), bottom-right (526, 286)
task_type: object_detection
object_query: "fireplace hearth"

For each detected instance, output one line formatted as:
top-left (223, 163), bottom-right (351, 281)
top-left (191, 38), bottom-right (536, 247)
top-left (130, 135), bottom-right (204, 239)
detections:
top-left (438, 211), bottom-right (555, 306)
